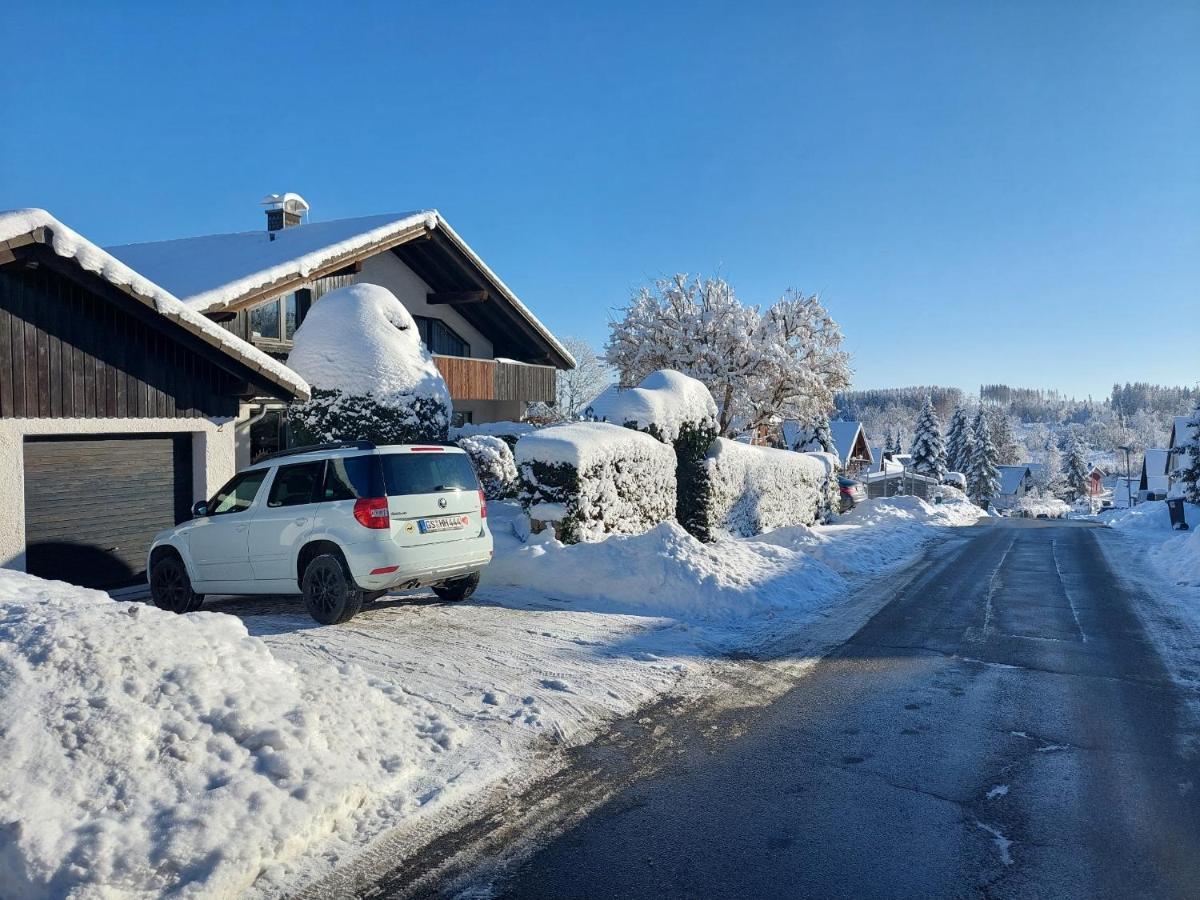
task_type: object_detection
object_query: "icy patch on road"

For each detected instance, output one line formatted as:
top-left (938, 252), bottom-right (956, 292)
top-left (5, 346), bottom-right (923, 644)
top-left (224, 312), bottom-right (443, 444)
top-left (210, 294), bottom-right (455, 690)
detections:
top-left (975, 820), bottom-right (1014, 865)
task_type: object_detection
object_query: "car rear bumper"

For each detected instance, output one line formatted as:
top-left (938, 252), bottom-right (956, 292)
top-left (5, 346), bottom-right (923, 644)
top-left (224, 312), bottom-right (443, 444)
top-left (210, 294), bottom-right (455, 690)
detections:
top-left (344, 532), bottom-right (494, 591)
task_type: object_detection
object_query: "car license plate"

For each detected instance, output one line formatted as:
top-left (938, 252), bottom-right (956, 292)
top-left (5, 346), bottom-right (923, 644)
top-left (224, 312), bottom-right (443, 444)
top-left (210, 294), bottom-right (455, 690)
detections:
top-left (419, 515), bottom-right (468, 534)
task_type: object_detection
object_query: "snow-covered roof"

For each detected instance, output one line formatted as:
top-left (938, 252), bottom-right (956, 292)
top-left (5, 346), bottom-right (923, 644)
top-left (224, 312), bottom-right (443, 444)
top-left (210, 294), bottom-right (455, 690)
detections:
top-left (106, 211), bottom-right (575, 369)
top-left (1169, 415), bottom-right (1195, 449)
top-left (588, 370), bottom-right (717, 441)
top-left (782, 419), bottom-right (871, 467)
top-left (868, 447), bottom-right (903, 474)
top-left (0, 209), bottom-right (309, 401)
top-left (1141, 448), bottom-right (1170, 486)
top-left (996, 465), bottom-right (1031, 496)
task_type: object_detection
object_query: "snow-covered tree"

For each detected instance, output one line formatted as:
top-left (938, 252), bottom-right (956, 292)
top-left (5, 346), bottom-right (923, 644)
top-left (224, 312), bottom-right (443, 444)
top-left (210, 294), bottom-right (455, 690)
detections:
top-left (287, 283), bottom-right (451, 445)
top-left (1032, 439), bottom-right (1065, 497)
top-left (1175, 406), bottom-right (1200, 503)
top-left (1065, 437), bottom-right (1091, 500)
top-left (967, 410), bottom-right (1000, 506)
top-left (555, 336), bottom-right (613, 421)
top-left (987, 409), bottom-right (1022, 466)
top-left (787, 415), bottom-right (835, 453)
top-left (890, 432), bottom-right (903, 455)
top-left (605, 275), bottom-right (851, 437)
top-left (909, 397), bottom-right (947, 479)
top-left (945, 406), bottom-right (970, 473)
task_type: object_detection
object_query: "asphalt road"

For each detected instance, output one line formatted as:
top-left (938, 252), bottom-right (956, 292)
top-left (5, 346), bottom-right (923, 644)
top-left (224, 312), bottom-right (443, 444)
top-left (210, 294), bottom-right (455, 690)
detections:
top-left (493, 520), bottom-right (1200, 899)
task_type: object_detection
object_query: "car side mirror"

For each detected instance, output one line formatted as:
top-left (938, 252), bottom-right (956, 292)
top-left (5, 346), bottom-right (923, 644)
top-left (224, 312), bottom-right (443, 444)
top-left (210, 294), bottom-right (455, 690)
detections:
top-left (191, 501), bottom-right (209, 518)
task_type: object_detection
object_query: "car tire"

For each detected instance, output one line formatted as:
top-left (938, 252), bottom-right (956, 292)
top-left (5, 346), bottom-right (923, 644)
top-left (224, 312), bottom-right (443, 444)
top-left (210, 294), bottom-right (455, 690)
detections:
top-left (302, 553), bottom-right (364, 625)
top-left (432, 571), bottom-right (480, 602)
top-left (150, 552), bottom-right (204, 614)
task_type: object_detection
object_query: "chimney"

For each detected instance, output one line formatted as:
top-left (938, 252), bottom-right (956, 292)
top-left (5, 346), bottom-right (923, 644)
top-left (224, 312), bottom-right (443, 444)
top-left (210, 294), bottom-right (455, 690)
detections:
top-left (260, 193), bottom-right (309, 232)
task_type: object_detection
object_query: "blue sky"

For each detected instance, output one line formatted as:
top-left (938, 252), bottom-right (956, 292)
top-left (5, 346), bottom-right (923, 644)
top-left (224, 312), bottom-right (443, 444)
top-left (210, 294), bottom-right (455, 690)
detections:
top-left (3, 1), bottom-right (1197, 399)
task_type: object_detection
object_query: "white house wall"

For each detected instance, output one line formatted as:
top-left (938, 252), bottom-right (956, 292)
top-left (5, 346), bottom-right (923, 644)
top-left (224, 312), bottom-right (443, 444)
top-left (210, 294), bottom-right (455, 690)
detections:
top-left (356, 253), bottom-right (494, 360)
top-left (0, 416), bottom-right (236, 574)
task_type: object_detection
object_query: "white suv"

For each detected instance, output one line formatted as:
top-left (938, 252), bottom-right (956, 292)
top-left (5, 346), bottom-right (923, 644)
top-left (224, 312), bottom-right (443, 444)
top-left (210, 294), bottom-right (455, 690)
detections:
top-left (147, 442), bottom-right (493, 624)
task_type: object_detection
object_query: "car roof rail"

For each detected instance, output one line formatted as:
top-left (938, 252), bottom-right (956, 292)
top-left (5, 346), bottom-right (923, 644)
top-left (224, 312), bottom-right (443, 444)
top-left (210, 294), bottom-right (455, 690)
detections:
top-left (254, 441), bottom-right (377, 464)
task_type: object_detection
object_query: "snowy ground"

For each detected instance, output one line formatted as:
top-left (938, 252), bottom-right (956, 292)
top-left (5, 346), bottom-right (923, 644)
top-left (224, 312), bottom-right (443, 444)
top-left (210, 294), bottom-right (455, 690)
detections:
top-left (1093, 499), bottom-right (1200, 741)
top-left (0, 496), bottom-right (982, 899)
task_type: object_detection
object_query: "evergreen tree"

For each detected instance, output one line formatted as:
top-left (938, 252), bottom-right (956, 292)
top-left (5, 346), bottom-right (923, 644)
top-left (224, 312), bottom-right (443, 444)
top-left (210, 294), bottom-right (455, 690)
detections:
top-left (945, 406), bottom-right (969, 473)
top-left (1065, 437), bottom-right (1091, 501)
top-left (1036, 439), bottom-right (1065, 498)
top-left (1175, 406), bottom-right (1200, 503)
top-left (909, 397), bottom-right (948, 480)
top-left (967, 410), bottom-right (1000, 506)
top-left (883, 428), bottom-right (894, 457)
top-left (890, 431), bottom-right (903, 455)
top-left (986, 409), bottom-right (1021, 466)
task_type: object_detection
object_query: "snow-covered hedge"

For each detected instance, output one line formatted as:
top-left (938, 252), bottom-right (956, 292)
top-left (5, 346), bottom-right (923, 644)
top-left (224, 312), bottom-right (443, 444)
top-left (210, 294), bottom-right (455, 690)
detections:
top-left (804, 451), bottom-right (842, 523)
top-left (287, 283), bottom-right (452, 444)
top-left (588, 370), bottom-right (720, 539)
top-left (516, 422), bottom-right (677, 543)
top-left (457, 434), bottom-right (518, 500)
top-left (697, 438), bottom-right (828, 538)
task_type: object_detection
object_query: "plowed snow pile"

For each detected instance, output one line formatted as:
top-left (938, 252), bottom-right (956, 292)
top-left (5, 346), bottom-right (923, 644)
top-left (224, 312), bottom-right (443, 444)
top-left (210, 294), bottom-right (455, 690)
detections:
top-left (0, 570), bottom-right (462, 899)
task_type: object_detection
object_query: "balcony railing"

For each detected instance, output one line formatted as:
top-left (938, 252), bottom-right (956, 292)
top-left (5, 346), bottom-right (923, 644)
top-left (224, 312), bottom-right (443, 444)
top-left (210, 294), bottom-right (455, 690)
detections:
top-left (434, 355), bottom-right (556, 403)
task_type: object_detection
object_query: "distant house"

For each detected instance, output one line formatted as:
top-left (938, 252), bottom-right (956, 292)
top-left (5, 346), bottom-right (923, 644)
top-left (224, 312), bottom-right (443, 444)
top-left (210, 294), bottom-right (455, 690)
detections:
top-left (109, 195), bottom-right (574, 464)
top-left (995, 465), bottom-right (1033, 505)
top-left (0, 209), bottom-right (308, 589)
top-left (783, 420), bottom-right (873, 475)
top-left (1087, 464), bottom-right (1107, 498)
top-left (1138, 448), bottom-right (1170, 501)
top-left (1168, 415), bottom-right (1195, 492)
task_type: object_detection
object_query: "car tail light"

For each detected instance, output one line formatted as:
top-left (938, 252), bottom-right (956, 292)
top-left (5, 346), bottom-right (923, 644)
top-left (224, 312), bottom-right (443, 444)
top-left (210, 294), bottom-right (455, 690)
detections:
top-left (370, 565), bottom-right (399, 575)
top-left (353, 497), bottom-right (391, 529)
top-left (479, 489), bottom-right (487, 518)
top-left (840, 486), bottom-right (854, 495)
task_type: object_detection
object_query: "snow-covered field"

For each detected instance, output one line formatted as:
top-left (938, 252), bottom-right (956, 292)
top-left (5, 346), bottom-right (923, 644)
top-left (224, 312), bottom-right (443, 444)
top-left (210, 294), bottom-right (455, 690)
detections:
top-left (0, 497), bottom-right (982, 899)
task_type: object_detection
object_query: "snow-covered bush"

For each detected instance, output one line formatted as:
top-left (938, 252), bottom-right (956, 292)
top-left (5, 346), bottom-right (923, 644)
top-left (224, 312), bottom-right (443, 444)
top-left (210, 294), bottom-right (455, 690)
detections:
top-left (457, 434), bottom-right (518, 500)
top-left (516, 422), bottom-right (676, 543)
top-left (287, 283), bottom-right (451, 445)
top-left (450, 420), bottom-right (536, 449)
top-left (697, 438), bottom-right (828, 539)
top-left (1016, 496), bottom-right (1070, 518)
top-left (589, 370), bottom-right (720, 538)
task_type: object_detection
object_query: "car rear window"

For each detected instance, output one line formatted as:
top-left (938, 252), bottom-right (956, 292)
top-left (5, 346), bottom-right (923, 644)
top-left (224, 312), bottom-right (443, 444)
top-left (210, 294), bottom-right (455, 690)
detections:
top-left (380, 452), bottom-right (479, 496)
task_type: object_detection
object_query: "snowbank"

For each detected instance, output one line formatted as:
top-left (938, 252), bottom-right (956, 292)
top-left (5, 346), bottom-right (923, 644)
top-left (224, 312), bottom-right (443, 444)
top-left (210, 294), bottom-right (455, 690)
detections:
top-left (700, 438), bottom-right (829, 538)
top-left (587, 370), bottom-right (718, 441)
top-left (1103, 500), bottom-right (1200, 586)
top-left (457, 434), bottom-right (518, 500)
top-left (0, 571), bottom-right (462, 899)
top-left (1015, 496), bottom-right (1071, 518)
top-left (516, 422), bottom-right (676, 542)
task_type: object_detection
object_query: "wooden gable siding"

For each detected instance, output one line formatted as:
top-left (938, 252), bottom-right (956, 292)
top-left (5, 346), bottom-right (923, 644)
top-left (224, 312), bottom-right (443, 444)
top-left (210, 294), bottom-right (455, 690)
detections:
top-left (0, 265), bottom-right (240, 419)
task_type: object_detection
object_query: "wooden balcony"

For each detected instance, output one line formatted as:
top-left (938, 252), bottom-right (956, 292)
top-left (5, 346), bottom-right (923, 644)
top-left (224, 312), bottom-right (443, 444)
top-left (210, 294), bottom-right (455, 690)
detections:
top-left (434, 355), bottom-right (556, 403)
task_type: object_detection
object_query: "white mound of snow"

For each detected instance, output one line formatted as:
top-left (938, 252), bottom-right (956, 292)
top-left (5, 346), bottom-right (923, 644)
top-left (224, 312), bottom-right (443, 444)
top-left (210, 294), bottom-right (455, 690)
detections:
top-left (588, 370), bottom-right (718, 440)
top-left (286, 282), bottom-right (451, 407)
top-left (1105, 499), bottom-right (1200, 586)
top-left (0, 570), bottom-right (463, 899)
top-left (515, 420), bottom-right (668, 468)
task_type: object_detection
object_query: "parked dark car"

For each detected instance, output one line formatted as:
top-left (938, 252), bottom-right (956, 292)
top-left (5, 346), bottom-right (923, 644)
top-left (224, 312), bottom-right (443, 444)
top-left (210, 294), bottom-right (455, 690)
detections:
top-left (838, 476), bottom-right (867, 512)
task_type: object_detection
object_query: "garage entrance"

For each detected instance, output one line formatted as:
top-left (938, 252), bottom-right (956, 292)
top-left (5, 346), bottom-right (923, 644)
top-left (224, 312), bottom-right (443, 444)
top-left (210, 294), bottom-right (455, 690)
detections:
top-left (23, 435), bottom-right (194, 589)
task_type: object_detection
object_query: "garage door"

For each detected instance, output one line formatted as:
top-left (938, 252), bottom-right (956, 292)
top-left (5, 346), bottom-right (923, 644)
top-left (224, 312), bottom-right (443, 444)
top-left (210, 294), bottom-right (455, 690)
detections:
top-left (23, 435), bottom-right (194, 589)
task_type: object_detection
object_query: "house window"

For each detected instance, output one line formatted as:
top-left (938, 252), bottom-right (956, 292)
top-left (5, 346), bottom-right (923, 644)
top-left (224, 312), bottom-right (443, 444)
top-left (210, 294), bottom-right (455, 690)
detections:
top-left (249, 291), bottom-right (308, 342)
top-left (452, 411), bottom-right (473, 428)
top-left (413, 315), bottom-right (470, 357)
top-left (249, 299), bottom-right (281, 340)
